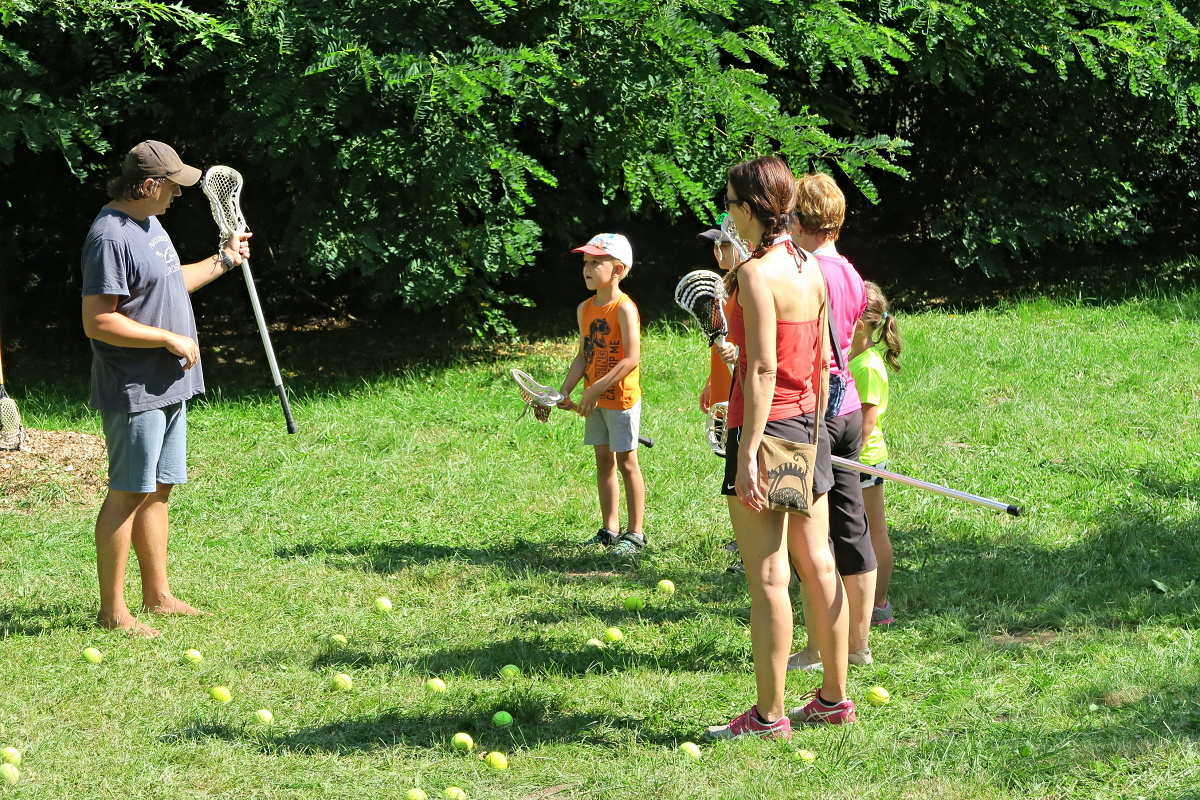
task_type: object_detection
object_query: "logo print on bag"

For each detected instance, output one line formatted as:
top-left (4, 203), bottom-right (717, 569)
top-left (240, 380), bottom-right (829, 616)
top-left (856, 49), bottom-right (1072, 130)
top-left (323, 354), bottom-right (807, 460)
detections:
top-left (765, 452), bottom-right (812, 512)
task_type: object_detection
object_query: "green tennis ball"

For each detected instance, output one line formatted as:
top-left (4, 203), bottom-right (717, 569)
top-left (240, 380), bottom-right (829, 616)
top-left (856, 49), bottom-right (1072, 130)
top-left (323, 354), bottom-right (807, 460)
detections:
top-left (426, 677), bottom-right (447, 693)
top-left (451, 732), bottom-right (474, 752)
top-left (327, 633), bottom-right (348, 646)
top-left (209, 686), bottom-right (232, 703)
top-left (492, 710), bottom-right (513, 728)
top-left (183, 648), bottom-right (204, 665)
top-left (254, 709), bottom-right (274, 725)
top-left (404, 790), bottom-right (428, 800)
top-left (866, 686), bottom-right (890, 706)
top-left (443, 788), bottom-right (466, 800)
top-left (656, 579), bottom-right (676, 595)
top-left (0, 763), bottom-right (18, 785)
top-left (623, 596), bottom-right (644, 612)
top-left (82, 647), bottom-right (103, 664)
top-left (679, 742), bottom-right (701, 759)
top-left (499, 664), bottom-right (521, 679)
top-left (796, 748), bottom-right (817, 763)
top-left (585, 638), bottom-right (605, 649)
top-left (1, 748), bottom-right (20, 766)
top-left (374, 596), bottom-right (393, 613)
top-left (484, 751), bottom-right (508, 770)
top-left (603, 627), bottom-right (623, 643)
top-left (331, 673), bottom-right (353, 692)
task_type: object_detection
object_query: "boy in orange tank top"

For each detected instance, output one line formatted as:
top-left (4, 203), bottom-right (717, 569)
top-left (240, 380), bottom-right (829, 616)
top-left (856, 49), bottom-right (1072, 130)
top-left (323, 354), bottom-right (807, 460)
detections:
top-left (557, 234), bottom-right (647, 556)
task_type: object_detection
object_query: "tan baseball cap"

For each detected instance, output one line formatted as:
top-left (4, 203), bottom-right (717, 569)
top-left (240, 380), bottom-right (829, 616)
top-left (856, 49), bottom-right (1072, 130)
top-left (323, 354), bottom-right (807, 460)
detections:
top-left (121, 140), bottom-right (201, 186)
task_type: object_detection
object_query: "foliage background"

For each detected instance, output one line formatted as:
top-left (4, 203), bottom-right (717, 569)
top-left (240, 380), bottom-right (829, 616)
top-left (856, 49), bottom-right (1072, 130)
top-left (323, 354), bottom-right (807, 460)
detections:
top-left (2, 0), bottom-right (1199, 339)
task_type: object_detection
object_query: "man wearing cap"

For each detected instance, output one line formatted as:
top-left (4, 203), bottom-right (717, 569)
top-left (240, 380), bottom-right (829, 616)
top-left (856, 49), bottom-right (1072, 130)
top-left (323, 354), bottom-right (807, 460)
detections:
top-left (81, 140), bottom-right (251, 636)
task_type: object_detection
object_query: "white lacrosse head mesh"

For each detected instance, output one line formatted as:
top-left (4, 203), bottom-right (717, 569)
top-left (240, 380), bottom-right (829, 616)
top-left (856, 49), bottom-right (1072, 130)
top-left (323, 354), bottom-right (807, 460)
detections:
top-left (0, 397), bottom-right (22, 450)
top-left (706, 401), bottom-right (729, 456)
top-left (511, 369), bottom-right (561, 407)
top-left (719, 215), bottom-right (753, 263)
top-left (202, 166), bottom-right (247, 237)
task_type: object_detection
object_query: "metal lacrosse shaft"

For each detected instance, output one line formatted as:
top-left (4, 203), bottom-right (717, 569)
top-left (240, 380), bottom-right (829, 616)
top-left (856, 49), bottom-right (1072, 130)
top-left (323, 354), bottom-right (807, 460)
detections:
top-left (830, 455), bottom-right (1022, 516)
top-left (239, 256), bottom-right (296, 434)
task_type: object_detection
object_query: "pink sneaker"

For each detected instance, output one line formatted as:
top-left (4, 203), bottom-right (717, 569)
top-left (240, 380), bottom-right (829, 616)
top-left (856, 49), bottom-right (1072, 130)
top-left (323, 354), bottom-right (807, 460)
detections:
top-left (705, 705), bottom-right (793, 740)
top-left (788, 691), bottom-right (857, 725)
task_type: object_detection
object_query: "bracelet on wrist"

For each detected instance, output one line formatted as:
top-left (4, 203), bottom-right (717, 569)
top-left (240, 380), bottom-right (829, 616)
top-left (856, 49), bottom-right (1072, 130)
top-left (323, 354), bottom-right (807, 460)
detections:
top-left (219, 251), bottom-right (236, 269)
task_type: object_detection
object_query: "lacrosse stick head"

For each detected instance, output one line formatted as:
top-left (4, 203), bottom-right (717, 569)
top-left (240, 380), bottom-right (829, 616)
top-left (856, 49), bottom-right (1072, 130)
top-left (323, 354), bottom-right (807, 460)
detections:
top-left (719, 213), bottom-right (753, 264)
top-left (511, 369), bottom-right (563, 423)
top-left (706, 401), bottom-right (729, 457)
top-left (201, 166), bottom-right (247, 239)
top-left (674, 270), bottom-right (728, 345)
top-left (0, 395), bottom-right (24, 450)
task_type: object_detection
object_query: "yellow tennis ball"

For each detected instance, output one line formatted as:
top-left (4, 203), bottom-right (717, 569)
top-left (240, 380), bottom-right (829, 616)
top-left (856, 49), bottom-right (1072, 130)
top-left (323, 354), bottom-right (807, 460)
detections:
top-left (443, 788), bottom-right (466, 800)
top-left (327, 633), bottom-right (348, 646)
top-left (183, 648), bottom-right (204, 665)
top-left (585, 638), bottom-right (604, 649)
top-left (404, 790), bottom-right (428, 800)
top-left (331, 673), bottom-right (353, 692)
top-left (484, 751), bottom-right (508, 770)
top-left (374, 596), bottom-right (393, 613)
top-left (656, 579), bottom-right (676, 595)
top-left (451, 732), bottom-right (473, 752)
top-left (1, 748), bottom-right (20, 765)
top-left (0, 763), bottom-right (18, 785)
top-left (209, 686), bottom-right (232, 703)
top-left (82, 647), bottom-right (103, 664)
top-left (426, 677), bottom-right (447, 693)
top-left (796, 748), bottom-right (817, 763)
top-left (623, 596), bottom-right (644, 612)
top-left (679, 742), bottom-right (701, 759)
top-left (254, 709), bottom-right (274, 725)
top-left (499, 664), bottom-right (521, 679)
top-left (866, 686), bottom-right (891, 706)
top-left (603, 627), bottom-right (623, 643)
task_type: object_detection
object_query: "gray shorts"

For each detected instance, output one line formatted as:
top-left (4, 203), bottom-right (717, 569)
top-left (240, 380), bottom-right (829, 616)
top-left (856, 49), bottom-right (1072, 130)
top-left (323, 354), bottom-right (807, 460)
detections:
top-left (583, 401), bottom-right (642, 452)
top-left (101, 401), bottom-right (188, 493)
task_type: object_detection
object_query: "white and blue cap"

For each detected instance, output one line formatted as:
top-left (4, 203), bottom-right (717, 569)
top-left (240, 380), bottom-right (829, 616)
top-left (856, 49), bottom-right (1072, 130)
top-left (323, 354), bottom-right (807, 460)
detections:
top-left (573, 233), bottom-right (633, 268)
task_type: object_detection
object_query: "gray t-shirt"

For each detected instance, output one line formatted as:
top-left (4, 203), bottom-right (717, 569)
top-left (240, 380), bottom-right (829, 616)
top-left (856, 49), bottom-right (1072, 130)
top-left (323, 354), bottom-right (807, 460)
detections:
top-left (81, 207), bottom-right (204, 412)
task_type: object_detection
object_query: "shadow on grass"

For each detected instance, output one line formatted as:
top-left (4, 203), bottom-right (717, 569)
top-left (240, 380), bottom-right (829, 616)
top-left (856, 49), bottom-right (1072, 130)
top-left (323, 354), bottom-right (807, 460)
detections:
top-left (168, 699), bottom-right (691, 755)
top-left (894, 504), bottom-right (1200, 633)
top-left (0, 602), bottom-right (94, 638)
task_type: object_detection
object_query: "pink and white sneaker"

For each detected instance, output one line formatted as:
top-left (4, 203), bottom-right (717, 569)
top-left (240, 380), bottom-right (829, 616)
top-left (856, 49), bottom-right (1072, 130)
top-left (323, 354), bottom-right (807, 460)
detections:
top-left (705, 705), bottom-right (793, 740)
top-left (788, 691), bottom-right (857, 725)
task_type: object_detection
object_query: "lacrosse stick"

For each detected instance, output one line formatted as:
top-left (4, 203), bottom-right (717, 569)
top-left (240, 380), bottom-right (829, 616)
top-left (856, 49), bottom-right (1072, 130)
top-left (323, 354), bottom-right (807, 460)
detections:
top-left (674, 270), bottom-right (729, 347)
top-left (830, 455), bottom-right (1023, 516)
top-left (720, 213), bottom-right (753, 265)
top-left (201, 166), bottom-right (296, 434)
top-left (510, 369), bottom-right (654, 448)
top-left (705, 401), bottom-right (728, 458)
top-left (0, 337), bottom-right (24, 450)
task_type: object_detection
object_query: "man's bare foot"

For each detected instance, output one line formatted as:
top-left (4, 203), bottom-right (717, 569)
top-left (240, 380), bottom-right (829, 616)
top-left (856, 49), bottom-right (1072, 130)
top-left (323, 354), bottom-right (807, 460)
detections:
top-left (142, 597), bottom-right (211, 616)
top-left (97, 614), bottom-right (161, 638)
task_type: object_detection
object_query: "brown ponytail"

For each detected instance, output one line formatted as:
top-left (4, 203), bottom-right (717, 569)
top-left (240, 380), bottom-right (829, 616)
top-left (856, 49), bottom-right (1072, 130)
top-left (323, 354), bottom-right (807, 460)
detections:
top-left (862, 281), bottom-right (901, 372)
top-left (723, 156), bottom-right (798, 294)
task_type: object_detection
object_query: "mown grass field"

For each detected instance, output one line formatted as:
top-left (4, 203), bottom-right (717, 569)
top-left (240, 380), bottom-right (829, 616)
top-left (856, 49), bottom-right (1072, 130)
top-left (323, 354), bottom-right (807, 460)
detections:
top-left (1, 293), bottom-right (1199, 799)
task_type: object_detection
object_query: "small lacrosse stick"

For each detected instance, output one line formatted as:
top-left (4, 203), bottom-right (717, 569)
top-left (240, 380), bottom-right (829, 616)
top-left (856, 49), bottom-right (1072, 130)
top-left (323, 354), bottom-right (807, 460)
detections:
top-left (201, 166), bottom-right (297, 434)
top-left (705, 401), bottom-right (728, 458)
top-left (510, 369), bottom-right (654, 447)
top-left (0, 337), bottom-right (24, 451)
top-left (674, 270), bottom-right (729, 347)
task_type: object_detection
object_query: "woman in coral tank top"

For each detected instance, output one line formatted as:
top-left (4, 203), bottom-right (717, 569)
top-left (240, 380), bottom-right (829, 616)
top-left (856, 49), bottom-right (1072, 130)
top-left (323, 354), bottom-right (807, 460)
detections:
top-left (705, 157), bottom-right (854, 741)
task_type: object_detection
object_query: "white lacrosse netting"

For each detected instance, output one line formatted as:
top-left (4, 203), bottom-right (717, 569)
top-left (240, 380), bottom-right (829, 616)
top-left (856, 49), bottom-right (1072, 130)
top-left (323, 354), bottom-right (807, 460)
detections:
top-left (720, 214), bottom-right (752, 264)
top-left (706, 401), bottom-right (729, 457)
top-left (511, 369), bottom-right (562, 422)
top-left (674, 270), bottom-right (728, 345)
top-left (0, 395), bottom-right (22, 450)
top-left (201, 165), bottom-right (247, 239)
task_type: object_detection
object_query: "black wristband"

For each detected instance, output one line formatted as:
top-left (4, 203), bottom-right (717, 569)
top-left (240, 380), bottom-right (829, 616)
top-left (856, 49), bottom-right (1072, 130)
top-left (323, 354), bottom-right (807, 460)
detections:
top-left (219, 251), bottom-right (236, 269)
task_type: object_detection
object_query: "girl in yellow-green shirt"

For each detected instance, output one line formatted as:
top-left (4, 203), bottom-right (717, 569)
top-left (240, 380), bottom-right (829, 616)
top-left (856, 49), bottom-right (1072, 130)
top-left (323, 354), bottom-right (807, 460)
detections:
top-left (848, 282), bottom-right (902, 626)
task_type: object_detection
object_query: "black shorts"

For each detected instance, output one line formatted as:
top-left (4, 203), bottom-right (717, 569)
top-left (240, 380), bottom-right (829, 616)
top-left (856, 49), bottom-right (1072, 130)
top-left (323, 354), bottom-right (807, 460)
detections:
top-left (825, 409), bottom-right (877, 576)
top-left (721, 413), bottom-right (834, 500)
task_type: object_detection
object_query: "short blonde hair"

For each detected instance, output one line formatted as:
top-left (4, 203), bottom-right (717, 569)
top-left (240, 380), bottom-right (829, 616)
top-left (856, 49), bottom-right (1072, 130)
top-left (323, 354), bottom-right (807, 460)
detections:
top-left (794, 172), bottom-right (845, 239)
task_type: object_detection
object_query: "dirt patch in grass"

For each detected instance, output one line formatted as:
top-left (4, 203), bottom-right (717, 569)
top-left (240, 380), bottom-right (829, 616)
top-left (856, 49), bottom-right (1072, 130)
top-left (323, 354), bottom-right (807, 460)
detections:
top-left (0, 428), bottom-right (107, 509)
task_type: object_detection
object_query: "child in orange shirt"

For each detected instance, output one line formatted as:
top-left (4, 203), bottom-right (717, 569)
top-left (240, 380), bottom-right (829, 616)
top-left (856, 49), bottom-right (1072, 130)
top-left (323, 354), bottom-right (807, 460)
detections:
top-left (558, 234), bottom-right (647, 556)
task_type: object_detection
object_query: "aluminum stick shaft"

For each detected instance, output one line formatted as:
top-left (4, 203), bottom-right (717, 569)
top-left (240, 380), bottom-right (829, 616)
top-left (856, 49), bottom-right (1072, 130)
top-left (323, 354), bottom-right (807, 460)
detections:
top-left (831, 455), bottom-right (1022, 516)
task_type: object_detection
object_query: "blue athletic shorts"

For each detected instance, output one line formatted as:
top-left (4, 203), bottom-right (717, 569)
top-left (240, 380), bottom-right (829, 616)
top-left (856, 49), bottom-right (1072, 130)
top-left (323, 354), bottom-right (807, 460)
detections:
top-left (583, 400), bottom-right (642, 452)
top-left (101, 401), bottom-right (188, 493)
